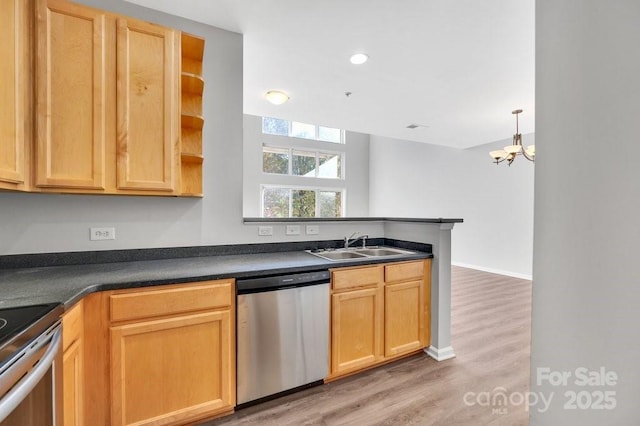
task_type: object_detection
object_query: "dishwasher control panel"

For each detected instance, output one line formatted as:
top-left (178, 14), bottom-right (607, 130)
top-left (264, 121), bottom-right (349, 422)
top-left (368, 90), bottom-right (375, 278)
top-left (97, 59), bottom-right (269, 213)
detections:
top-left (237, 270), bottom-right (330, 294)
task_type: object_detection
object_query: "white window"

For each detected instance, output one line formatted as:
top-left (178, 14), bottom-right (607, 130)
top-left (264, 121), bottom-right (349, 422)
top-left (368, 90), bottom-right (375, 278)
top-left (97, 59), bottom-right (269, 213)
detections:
top-left (260, 117), bottom-right (346, 218)
top-left (262, 146), bottom-right (343, 179)
top-left (262, 117), bottom-right (344, 144)
top-left (261, 186), bottom-right (344, 218)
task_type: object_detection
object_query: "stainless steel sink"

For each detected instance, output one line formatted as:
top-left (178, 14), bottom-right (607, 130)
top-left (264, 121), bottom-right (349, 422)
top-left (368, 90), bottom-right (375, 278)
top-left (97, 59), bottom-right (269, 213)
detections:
top-left (354, 248), bottom-right (409, 257)
top-left (311, 251), bottom-right (368, 261)
top-left (306, 246), bottom-right (415, 262)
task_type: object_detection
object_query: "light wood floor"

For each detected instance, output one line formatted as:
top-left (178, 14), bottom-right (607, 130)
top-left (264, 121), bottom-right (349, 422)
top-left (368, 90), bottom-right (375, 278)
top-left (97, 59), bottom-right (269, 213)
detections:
top-left (203, 266), bottom-right (532, 426)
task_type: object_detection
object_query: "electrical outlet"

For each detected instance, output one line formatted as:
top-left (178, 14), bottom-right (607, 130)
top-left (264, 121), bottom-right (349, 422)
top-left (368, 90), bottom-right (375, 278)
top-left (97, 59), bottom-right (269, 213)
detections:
top-left (286, 225), bottom-right (301, 236)
top-left (258, 226), bottom-right (273, 236)
top-left (90, 227), bottom-right (115, 241)
top-left (306, 225), bottom-right (320, 235)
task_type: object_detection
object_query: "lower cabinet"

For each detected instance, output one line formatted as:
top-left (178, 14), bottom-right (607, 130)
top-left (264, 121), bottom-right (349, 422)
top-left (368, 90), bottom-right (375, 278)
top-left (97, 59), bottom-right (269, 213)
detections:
top-left (81, 279), bottom-right (235, 426)
top-left (62, 300), bottom-right (84, 426)
top-left (329, 259), bottom-right (431, 379)
top-left (331, 286), bottom-right (384, 374)
top-left (384, 280), bottom-right (423, 357)
top-left (110, 310), bottom-right (233, 425)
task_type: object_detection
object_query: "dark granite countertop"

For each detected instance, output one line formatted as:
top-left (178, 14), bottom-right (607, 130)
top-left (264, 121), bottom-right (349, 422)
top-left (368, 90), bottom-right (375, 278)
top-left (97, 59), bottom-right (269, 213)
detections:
top-left (243, 217), bottom-right (464, 223)
top-left (0, 248), bottom-right (432, 310)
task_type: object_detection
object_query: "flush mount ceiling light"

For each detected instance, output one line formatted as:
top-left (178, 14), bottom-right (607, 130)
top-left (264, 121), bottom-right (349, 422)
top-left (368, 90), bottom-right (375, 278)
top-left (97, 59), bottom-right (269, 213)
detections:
top-left (349, 53), bottom-right (369, 65)
top-left (264, 90), bottom-right (290, 105)
top-left (489, 109), bottom-right (535, 166)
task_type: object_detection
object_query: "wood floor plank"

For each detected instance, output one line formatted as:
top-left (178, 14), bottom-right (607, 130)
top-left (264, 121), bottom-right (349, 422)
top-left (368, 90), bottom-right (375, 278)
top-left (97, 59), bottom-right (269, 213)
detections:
top-left (202, 266), bottom-right (532, 426)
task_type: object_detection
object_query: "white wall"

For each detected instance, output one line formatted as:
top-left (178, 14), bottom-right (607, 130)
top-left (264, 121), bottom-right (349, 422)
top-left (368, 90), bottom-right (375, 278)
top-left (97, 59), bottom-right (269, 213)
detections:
top-left (531, 1), bottom-right (640, 424)
top-left (242, 114), bottom-right (370, 217)
top-left (369, 135), bottom-right (534, 278)
top-left (0, 0), bottom-right (382, 256)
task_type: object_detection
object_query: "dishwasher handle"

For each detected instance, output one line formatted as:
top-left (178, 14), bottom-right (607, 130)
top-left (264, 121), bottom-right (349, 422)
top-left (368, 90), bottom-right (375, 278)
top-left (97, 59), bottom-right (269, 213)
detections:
top-left (0, 325), bottom-right (61, 423)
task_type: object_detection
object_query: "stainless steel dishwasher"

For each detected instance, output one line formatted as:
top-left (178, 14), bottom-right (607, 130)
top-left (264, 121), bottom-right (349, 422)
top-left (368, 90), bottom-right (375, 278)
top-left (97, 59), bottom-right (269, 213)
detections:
top-left (236, 270), bottom-right (330, 407)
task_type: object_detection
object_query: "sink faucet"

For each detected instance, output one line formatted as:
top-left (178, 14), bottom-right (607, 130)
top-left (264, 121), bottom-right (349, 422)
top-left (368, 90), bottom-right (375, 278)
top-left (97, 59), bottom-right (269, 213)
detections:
top-left (344, 232), bottom-right (369, 249)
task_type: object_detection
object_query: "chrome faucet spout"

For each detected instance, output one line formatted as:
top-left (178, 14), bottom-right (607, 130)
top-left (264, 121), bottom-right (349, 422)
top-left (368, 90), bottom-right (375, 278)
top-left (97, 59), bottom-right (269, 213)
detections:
top-left (344, 233), bottom-right (369, 249)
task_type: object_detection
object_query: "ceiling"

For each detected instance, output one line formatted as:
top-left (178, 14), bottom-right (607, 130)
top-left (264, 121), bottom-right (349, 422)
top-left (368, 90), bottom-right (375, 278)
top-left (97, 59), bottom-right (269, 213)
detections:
top-left (125, 0), bottom-right (534, 149)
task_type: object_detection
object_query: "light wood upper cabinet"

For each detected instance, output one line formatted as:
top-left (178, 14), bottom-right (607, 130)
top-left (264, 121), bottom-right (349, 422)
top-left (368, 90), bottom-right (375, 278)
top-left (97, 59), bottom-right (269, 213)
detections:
top-left (115, 18), bottom-right (179, 193)
top-left (0, 0), bottom-right (31, 191)
top-left (35, 0), bottom-right (111, 190)
top-left (26, 0), bottom-right (198, 196)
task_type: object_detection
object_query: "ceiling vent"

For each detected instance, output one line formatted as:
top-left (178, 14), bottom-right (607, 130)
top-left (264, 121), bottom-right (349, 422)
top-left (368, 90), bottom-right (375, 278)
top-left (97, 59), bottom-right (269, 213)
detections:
top-left (406, 123), bottom-right (429, 129)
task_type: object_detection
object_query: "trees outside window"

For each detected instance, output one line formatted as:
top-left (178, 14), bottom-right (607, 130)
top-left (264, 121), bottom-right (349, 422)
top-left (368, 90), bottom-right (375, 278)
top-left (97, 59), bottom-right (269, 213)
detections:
top-left (262, 187), bottom-right (343, 218)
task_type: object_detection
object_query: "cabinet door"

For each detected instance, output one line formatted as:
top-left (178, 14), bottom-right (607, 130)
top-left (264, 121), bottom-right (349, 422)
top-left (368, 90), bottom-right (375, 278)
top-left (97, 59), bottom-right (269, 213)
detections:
top-left (63, 339), bottom-right (84, 426)
top-left (116, 18), bottom-right (179, 192)
top-left (110, 310), bottom-right (234, 426)
top-left (35, 0), bottom-right (112, 189)
top-left (331, 287), bottom-right (383, 375)
top-left (385, 280), bottom-right (424, 358)
top-left (0, 0), bottom-right (29, 190)
top-left (62, 300), bottom-right (84, 426)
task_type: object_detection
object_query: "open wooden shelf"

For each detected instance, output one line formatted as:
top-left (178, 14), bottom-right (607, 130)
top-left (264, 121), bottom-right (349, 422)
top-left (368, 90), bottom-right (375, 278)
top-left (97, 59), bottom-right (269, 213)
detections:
top-left (180, 161), bottom-right (203, 197)
top-left (182, 73), bottom-right (204, 95)
top-left (181, 153), bottom-right (204, 164)
top-left (182, 93), bottom-right (202, 117)
top-left (180, 33), bottom-right (205, 196)
top-left (181, 114), bottom-right (204, 131)
top-left (181, 128), bottom-right (202, 156)
top-left (182, 34), bottom-right (204, 59)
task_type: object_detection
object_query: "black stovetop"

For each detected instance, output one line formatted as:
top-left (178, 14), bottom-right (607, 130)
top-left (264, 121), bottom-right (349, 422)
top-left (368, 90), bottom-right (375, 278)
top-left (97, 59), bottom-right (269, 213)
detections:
top-left (0, 303), bottom-right (63, 368)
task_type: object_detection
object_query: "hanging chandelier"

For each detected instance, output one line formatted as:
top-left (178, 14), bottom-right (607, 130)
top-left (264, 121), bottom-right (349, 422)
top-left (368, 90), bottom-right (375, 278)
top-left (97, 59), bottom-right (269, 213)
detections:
top-left (489, 109), bottom-right (535, 165)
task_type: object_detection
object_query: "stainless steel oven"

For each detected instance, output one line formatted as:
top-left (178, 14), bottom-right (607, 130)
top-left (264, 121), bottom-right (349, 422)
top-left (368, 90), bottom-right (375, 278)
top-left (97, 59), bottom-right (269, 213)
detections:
top-left (0, 304), bottom-right (64, 426)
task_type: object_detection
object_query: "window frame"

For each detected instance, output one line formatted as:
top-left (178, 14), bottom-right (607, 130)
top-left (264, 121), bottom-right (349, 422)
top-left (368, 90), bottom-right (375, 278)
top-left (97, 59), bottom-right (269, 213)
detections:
top-left (262, 117), bottom-right (345, 144)
top-left (262, 144), bottom-right (345, 180)
top-left (260, 184), bottom-right (346, 218)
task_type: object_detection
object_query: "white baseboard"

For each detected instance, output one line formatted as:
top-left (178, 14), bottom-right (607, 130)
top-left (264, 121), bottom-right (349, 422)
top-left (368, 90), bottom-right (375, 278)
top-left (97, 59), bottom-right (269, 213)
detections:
top-left (425, 345), bottom-right (456, 361)
top-left (451, 261), bottom-right (532, 281)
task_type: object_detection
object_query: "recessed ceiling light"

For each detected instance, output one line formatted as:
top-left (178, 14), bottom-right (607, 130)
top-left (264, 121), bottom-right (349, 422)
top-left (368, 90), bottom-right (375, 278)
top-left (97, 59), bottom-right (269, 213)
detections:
top-left (264, 90), bottom-right (290, 105)
top-left (350, 53), bottom-right (369, 65)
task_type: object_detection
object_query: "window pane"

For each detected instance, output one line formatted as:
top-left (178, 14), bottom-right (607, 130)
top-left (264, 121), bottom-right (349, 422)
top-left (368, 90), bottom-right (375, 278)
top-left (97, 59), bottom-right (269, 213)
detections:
top-left (262, 117), bottom-right (289, 136)
top-left (292, 190), bottom-right (316, 218)
top-left (318, 153), bottom-right (341, 179)
top-left (291, 121), bottom-right (315, 139)
top-left (292, 150), bottom-right (316, 177)
top-left (263, 188), bottom-right (290, 217)
top-left (318, 126), bottom-right (342, 143)
top-left (319, 191), bottom-right (342, 217)
top-left (263, 147), bottom-right (289, 174)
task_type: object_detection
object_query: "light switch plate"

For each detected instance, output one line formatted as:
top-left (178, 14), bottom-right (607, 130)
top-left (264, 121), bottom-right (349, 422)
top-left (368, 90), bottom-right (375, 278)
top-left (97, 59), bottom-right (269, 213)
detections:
top-left (286, 225), bottom-right (301, 235)
top-left (306, 225), bottom-right (320, 235)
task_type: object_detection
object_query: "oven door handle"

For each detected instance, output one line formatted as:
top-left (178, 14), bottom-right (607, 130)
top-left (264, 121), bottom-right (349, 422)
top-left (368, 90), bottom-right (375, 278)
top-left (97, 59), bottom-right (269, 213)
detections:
top-left (0, 326), bottom-right (62, 423)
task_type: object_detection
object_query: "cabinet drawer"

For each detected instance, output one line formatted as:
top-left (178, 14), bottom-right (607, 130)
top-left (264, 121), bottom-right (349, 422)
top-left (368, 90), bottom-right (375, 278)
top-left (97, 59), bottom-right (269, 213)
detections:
top-left (62, 300), bottom-right (84, 351)
top-left (385, 260), bottom-right (425, 283)
top-left (110, 280), bottom-right (233, 323)
top-left (332, 266), bottom-right (383, 291)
